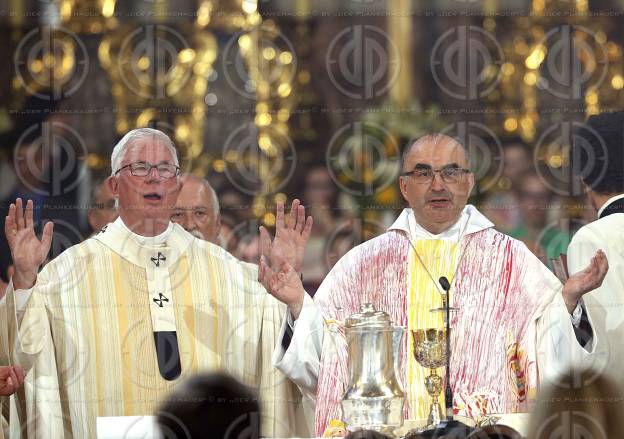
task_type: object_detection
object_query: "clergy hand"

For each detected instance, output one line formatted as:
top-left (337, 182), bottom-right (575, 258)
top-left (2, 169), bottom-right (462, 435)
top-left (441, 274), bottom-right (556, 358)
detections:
top-left (259, 199), bottom-right (313, 274)
top-left (562, 249), bottom-right (608, 313)
top-left (259, 256), bottom-right (305, 320)
top-left (0, 365), bottom-right (25, 396)
top-left (4, 198), bottom-right (54, 290)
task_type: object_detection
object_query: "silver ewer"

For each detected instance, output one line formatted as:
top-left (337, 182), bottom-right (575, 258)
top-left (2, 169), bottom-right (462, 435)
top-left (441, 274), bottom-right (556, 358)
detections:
top-left (341, 303), bottom-right (406, 436)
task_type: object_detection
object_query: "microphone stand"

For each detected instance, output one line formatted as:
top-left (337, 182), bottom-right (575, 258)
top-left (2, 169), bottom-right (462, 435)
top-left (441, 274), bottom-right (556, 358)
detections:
top-left (416, 277), bottom-right (473, 439)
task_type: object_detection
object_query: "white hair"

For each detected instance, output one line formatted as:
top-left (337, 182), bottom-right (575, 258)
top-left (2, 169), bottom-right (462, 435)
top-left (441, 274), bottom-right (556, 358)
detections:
top-left (110, 128), bottom-right (179, 176)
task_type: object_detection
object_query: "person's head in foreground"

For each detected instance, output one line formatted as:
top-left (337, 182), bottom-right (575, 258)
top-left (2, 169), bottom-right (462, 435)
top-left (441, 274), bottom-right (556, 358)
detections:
top-left (108, 128), bottom-right (181, 236)
top-left (528, 370), bottom-right (624, 439)
top-left (574, 111), bottom-right (624, 213)
top-left (171, 174), bottom-right (221, 243)
top-left (399, 133), bottom-right (475, 234)
top-left (156, 372), bottom-right (260, 439)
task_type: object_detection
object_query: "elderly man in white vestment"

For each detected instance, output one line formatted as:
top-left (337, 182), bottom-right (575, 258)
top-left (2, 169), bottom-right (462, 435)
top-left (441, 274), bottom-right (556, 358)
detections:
top-left (261, 133), bottom-right (610, 436)
top-left (0, 128), bottom-right (311, 438)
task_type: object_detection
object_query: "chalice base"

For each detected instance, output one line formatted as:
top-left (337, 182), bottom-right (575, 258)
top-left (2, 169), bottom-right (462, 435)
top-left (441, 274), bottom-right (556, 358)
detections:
top-left (425, 401), bottom-right (444, 429)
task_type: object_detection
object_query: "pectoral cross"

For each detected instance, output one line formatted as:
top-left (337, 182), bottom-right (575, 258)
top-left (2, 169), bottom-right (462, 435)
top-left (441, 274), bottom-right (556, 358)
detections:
top-left (153, 293), bottom-right (169, 307)
top-left (151, 252), bottom-right (166, 267)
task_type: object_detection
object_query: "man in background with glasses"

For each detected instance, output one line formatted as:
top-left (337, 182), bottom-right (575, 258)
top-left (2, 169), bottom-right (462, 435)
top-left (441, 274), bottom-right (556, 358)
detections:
top-left (265, 133), bottom-right (608, 436)
top-left (1, 128), bottom-right (310, 438)
top-left (171, 175), bottom-right (221, 245)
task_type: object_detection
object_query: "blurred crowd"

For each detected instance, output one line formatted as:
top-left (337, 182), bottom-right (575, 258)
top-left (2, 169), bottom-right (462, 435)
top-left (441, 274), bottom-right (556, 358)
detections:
top-left (479, 139), bottom-right (586, 270)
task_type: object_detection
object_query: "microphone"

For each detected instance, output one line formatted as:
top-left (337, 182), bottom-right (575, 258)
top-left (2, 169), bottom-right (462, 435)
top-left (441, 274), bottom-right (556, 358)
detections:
top-left (439, 276), bottom-right (451, 292)
top-left (438, 276), bottom-right (453, 421)
top-left (417, 277), bottom-right (473, 437)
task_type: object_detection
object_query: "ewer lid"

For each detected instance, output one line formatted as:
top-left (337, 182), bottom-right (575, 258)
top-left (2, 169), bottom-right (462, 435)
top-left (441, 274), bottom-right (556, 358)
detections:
top-left (345, 303), bottom-right (392, 328)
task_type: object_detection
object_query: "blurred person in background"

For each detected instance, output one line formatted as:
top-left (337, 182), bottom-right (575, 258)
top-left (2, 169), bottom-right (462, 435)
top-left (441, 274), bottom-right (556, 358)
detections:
top-left (299, 164), bottom-right (351, 295)
top-left (325, 225), bottom-right (355, 270)
top-left (171, 175), bottom-right (221, 244)
top-left (502, 140), bottom-right (533, 183)
top-left (480, 140), bottom-right (532, 234)
top-left (236, 233), bottom-right (260, 264)
top-left (0, 134), bottom-right (48, 284)
top-left (156, 372), bottom-right (260, 439)
top-left (217, 188), bottom-right (256, 256)
top-left (509, 171), bottom-right (571, 265)
top-left (0, 96), bottom-right (86, 282)
top-left (87, 177), bottom-right (118, 234)
top-left (219, 188), bottom-right (252, 224)
top-left (218, 213), bottom-right (239, 253)
top-left (2, 139), bottom-right (47, 214)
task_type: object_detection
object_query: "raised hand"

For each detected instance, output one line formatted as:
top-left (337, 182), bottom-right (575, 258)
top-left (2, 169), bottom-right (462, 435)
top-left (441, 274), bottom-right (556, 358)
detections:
top-left (0, 365), bottom-right (25, 396)
top-left (562, 249), bottom-right (609, 313)
top-left (258, 256), bottom-right (305, 319)
top-left (259, 199), bottom-right (313, 273)
top-left (4, 198), bottom-right (54, 289)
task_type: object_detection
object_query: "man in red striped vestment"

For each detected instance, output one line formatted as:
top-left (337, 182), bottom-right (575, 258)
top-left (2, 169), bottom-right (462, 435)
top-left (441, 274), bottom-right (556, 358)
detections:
top-left (261, 133), bottom-right (608, 436)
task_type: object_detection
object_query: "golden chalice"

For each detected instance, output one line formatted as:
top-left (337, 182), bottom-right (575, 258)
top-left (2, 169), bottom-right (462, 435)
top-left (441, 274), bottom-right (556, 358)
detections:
top-left (412, 328), bottom-right (448, 429)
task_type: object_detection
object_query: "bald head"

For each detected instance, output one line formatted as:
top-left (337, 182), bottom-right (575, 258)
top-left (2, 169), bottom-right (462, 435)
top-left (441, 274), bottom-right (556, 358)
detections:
top-left (401, 133), bottom-right (471, 173)
top-left (171, 175), bottom-right (221, 243)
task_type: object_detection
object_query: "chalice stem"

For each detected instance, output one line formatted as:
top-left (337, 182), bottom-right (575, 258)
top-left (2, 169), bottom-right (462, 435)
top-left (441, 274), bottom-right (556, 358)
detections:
top-left (425, 369), bottom-right (443, 427)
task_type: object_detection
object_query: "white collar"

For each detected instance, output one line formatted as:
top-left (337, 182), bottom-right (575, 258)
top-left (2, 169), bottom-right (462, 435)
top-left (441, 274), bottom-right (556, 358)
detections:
top-left (115, 216), bottom-right (174, 246)
top-left (597, 193), bottom-right (624, 219)
top-left (94, 217), bottom-right (193, 269)
top-left (388, 205), bottom-right (493, 240)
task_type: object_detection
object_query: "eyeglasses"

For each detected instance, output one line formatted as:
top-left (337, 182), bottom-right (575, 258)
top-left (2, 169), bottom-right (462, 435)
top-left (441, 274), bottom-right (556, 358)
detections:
top-left (401, 166), bottom-right (471, 184)
top-left (115, 162), bottom-right (180, 179)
